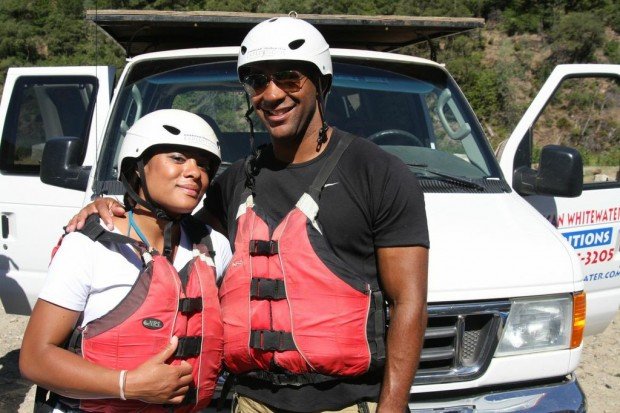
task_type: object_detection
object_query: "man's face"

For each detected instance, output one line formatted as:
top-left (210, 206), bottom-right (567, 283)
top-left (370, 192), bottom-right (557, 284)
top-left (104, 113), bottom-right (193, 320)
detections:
top-left (242, 61), bottom-right (320, 143)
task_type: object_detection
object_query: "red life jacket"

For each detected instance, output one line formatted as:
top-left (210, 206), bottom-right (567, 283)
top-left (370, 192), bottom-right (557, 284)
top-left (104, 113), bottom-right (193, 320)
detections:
top-left (219, 135), bottom-right (386, 385)
top-left (49, 217), bottom-right (223, 412)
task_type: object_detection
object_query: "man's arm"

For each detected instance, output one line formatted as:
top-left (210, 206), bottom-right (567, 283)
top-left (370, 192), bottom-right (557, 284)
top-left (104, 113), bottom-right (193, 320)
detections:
top-left (64, 198), bottom-right (221, 233)
top-left (376, 245), bottom-right (428, 412)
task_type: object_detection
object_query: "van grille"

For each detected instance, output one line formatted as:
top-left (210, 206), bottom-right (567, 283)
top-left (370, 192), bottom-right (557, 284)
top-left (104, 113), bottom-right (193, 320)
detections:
top-left (414, 301), bottom-right (510, 385)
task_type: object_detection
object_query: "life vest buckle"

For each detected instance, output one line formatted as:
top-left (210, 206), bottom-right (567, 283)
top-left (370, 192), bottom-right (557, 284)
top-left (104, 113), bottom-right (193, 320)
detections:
top-left (175, 336), bottom-right (202, 357)
top-left (250, 329), bottom-right (296, 352)
top-left (178, 297), bottom-right (203, 313)
top-left (249, 240), bottom-right (279, 256)
top-left (250, 278), bottom-right (287, 300)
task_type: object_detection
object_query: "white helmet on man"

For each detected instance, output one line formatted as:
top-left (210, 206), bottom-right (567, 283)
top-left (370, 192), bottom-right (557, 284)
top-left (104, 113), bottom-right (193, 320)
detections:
top-left (237, 15), bottom-right (332, 80)
top-left (117, 109), bottom-right (221, 179)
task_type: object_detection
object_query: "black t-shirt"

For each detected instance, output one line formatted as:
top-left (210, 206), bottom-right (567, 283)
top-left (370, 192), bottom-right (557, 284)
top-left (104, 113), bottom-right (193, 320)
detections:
top-left (205, 128), bottom-right (429, 411)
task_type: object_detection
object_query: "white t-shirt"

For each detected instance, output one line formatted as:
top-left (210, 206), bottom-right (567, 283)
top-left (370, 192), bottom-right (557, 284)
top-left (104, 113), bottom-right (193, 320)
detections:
top-left (39, 221), bottom-right (232, 326)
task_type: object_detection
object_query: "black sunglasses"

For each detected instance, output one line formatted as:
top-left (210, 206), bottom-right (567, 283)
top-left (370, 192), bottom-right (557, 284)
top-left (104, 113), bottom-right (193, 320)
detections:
top-left (241, 70), bottom-right (307, 96)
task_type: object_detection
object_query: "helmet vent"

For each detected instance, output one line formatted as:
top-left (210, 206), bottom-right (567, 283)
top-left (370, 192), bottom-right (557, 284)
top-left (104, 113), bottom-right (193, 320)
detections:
top-left (163, 125), bottom-right (181, 135)
top-left (288, 39), bottom-right (305, 50)
top-left (241, 46), bottom-right (247, 55)
top-left (268, 18), bottom-right (278, 22)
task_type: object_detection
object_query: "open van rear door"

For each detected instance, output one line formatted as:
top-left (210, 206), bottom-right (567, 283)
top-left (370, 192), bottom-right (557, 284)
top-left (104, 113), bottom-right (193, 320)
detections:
top-left (0, 66), bottom-right (114, 315)
top-left (498, 64), bottom-right (620, 335)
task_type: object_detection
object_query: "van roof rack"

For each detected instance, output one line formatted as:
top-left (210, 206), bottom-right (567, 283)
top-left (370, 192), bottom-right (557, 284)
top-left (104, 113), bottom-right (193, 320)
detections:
top-left (86, 10), bottom-right (484, 57)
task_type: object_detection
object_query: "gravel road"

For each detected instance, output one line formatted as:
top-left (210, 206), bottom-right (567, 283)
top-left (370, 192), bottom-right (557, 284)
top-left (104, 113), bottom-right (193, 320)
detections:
top-left (1, 306), bottom-right (618, 412)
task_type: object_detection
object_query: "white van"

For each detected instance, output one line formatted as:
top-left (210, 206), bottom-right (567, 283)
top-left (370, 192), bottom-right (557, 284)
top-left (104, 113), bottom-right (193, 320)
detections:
top-left (0, 11), bottom-right (618, 411)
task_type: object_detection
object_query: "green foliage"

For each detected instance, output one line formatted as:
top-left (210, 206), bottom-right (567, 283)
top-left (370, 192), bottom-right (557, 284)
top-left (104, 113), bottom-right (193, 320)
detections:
top-left (0, 0), bottom-right (125, 90)
top-left (548, 12), bottom-right (605, 64)
top-left (604, 41), bottom-right (620, 63)
top-left (502, 9), bottom-right (543, 35)
top-left (0, 0), bottom-right (617, 155)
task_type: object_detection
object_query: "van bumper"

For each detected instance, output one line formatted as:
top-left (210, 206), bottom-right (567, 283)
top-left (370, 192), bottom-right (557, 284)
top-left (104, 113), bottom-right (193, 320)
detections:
top-left (409, 374), bottom-right (586, 412)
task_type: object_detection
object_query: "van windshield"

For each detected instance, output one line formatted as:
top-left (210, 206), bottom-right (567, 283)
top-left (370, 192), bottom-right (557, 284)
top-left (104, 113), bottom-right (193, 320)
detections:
top-left (98, 59), bottom-right (505, 193)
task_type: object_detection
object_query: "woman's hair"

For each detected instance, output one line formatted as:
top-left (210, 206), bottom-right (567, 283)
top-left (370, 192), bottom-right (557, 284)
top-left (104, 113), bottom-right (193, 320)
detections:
top-left (121, 158), bottom-right (140, 211)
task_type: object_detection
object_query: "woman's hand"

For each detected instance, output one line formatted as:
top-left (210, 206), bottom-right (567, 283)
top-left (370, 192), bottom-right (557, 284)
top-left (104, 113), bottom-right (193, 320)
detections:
top-left (65, 197), bottom-right (126, 232)
top-left (124, 336), bottom-right (194, 404)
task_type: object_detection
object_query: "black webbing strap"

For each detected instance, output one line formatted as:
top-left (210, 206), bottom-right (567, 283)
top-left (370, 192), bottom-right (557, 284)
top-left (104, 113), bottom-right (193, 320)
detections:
top-left (250, 330), bottom-right (296, 351)
top-left (178, 297), bottom-right (203, 313)
top-left (78, 214), bottom-right (108, 242)
top-left (174, 336), bottom-right (202, 358)
top-left (35, 388), bottom-right (83, 413)
top-left (66, 328), bottom-right (83, 355)
top-left (182, 215), bottom-right (216, 257)
top-left (249, 240), bottom-right (279, 256)
top-left (308, 133), bottom-right (354, 201)
top-left (177, 263), bottom-right (191, 291)
top-left (243, 369), bottom-right (338, 387)
top-left (34, 386), bottom-right (57, 413)
top-left (250, 278), bottom-right (286, 300)
top-left (78, 214), bottom-right (147, 252)
top-left (181, 385), bottom-right (197, 405)
top-left (372, 290), bottom-right (387, 362)
top-left (163, 385), bottom-right (197, 410)
top-left (216, 373), bottom-right (236, 411)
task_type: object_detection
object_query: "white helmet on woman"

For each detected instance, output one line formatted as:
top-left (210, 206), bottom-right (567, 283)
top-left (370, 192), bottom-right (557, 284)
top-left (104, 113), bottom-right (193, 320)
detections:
top-left (237, 15), bottom-right (332, 80)
top-left (117, 109), bottom-right (221, 232)
top-left (117, 109), bottom-right (221, 180)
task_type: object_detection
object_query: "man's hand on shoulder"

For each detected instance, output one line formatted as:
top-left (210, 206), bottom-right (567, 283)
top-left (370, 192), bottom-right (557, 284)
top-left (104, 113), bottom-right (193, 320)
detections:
top-left (65, 197), bottom-right (126, 232)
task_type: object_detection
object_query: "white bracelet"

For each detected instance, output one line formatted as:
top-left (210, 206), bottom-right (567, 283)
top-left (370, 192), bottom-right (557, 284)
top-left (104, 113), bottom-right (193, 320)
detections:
top-left (119, 370), bottom-right (128, 400)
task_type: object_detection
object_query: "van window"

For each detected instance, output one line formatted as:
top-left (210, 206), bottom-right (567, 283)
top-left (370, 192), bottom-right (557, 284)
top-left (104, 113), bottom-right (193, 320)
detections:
top-left (97, 60), bottom-right (504, 193)
top-left (0, 76), bottom-right (98, 174)
top-left (531, 76), bottom-right (619, 188)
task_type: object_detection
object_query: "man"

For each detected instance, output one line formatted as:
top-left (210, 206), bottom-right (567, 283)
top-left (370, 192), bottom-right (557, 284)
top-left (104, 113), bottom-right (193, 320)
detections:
top-left (69, 16), bottom-right (428, 413)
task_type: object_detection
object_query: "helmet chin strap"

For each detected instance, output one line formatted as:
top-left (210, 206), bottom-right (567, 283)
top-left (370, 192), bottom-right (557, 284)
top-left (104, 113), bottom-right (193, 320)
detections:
top-left (243, 95), bottom-right (259, 193)
top-left (244, 93), bottom-right (258, 157)
top-left (121, 159), bottom-right (183, 260)
top-left (316, 79), bottom-right (329, 148)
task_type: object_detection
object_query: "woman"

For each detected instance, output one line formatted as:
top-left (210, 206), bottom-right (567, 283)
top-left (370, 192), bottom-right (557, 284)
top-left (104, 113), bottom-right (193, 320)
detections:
top-left (20, 109), bottom-right (232, 412)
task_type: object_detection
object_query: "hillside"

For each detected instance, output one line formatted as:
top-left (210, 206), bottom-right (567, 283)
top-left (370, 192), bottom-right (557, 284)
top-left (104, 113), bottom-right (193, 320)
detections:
top-left (0, 1), bottom-right (618, 160)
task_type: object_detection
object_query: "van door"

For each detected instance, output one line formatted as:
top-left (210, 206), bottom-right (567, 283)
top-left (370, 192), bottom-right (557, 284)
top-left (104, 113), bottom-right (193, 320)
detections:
top-left (0, 66), bottom-right (114, 315)
top-left (498, 64), bottom-right (620, 335)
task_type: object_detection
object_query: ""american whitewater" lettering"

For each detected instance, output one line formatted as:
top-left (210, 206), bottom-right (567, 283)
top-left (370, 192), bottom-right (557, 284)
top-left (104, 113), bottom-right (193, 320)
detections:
top-left (554, 207), bottom-right (620, 228)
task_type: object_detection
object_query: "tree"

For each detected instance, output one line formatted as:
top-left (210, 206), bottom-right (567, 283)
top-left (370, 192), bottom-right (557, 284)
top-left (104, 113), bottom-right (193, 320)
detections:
top-left (549, 12), bottom-right (605, 64)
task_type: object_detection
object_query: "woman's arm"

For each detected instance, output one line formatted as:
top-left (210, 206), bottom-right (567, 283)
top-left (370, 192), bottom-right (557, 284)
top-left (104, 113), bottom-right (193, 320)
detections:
top-left (20, 300), bottom-right (194, 403)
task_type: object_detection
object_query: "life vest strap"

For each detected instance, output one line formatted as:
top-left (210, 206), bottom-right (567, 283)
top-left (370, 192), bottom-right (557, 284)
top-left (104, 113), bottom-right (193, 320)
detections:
top-left (249, 239), bottom-right (279, 256)
top-left (308, 133), bottom-right (354, 201)
top-left (250, 329), bottom-right (296, 351)
top-left (250, 278), bottom-right (286, 300)
top-left (175, 336), bottom-right (202, 357)
top-left (371, 290), bottom-right (387, 362)
top-left (178, 297), bottom-right (203, 313)
top-left (243, 370), bottom-right (338, 387)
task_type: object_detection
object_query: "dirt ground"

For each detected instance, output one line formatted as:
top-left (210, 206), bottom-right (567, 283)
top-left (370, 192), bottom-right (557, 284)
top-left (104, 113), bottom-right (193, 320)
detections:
top-left (1, 306), bottom-right (618, 412)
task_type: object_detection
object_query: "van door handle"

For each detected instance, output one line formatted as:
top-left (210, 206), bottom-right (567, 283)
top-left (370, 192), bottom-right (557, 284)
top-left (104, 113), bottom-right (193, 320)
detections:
top-left (1, 215), bottom-right (8, 238)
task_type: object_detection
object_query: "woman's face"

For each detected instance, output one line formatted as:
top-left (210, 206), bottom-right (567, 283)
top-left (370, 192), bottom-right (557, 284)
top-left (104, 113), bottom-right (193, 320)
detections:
top-left (140, 148), bottom-right (211, 216)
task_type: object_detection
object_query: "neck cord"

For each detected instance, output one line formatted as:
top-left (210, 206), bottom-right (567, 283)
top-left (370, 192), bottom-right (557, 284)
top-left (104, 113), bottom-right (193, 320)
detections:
top-left (127, 210), bottom-right (150, 248)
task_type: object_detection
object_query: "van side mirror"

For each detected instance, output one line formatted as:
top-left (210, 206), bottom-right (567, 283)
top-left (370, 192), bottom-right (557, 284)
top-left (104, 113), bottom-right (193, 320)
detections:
top-left (513, 144), bottom-right (583, 197)
top-left (40, 137), bottom-right (91, 191)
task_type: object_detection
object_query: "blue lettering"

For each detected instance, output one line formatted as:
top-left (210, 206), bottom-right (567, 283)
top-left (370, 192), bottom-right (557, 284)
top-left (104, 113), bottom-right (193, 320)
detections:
top-left (562, 227), bottom-right (613, 249)
top-left (584, 270), bottom-right (620, 282)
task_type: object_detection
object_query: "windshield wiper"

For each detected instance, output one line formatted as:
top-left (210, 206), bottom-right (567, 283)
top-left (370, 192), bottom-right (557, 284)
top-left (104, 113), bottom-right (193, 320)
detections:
top-left (407, 163), bottom-right (486, 191)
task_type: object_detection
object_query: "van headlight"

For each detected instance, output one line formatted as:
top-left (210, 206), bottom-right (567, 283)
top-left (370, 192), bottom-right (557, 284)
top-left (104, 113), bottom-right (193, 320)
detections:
top-left (496, 295), bottom-right (573, 356)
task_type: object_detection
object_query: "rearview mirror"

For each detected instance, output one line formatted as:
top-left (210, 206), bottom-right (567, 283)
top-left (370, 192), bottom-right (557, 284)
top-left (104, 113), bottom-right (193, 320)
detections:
top-left (513, 144), bottom-right (583, 197)
top-left (40, 137), bottom-right (91, 191)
